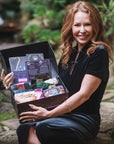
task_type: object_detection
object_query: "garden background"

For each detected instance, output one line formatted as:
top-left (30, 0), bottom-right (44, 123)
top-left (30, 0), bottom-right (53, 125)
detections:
top-left (0, 0), bottom-right (114, 143)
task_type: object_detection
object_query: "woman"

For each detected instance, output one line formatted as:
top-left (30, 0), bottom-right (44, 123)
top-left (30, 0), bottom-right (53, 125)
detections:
top-left (1, 1), bottom-right (111, 144)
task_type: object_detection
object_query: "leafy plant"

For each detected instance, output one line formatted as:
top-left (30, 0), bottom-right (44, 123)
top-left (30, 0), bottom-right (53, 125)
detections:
top-left (22, 24), bottom-right (61, 46)
top-left (22, 24), bottom-right (41, 43)
top-left (33, 5), bottom-right (47, 17)
top-left (18, 0), bottom-right (66, 47)
top-left (39, 29), bottom-right (61, 45)
top-left (18, 0), bottom-right (114, 49)
top-left (96, 0), bottom-right (114, 37)
top-left (107, 82), bottom-right (114, 90)
top-left (0, 113), bottom-right (16, 121)
top-left (0, 94), bottom-right (5, 102)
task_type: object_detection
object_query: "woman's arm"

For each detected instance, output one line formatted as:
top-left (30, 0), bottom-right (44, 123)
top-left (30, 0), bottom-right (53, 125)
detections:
top-left (20, 74), bottom-right (101, 122)
top-left (48, 74), bottom-right (101, 118)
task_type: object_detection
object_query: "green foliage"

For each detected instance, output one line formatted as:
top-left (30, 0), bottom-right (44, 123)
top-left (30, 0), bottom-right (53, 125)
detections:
top-left (18, 0), bottom-right (114, 48)
top-left (39, 29), bottom-right (61, 45)
top-left (107, 82), bottom-right (114, 90)
top-left (33, 5), bottom-right (47, 17)
top-left (22, 24), bottom-right (41, 43)
top-left (18, 0), bottom-right (68, 46)
top-left (0, 94), bottom-right (5, 102)
top-left (45, 10), bottom-right (65, 29)
top-left (18, 0), bottom-right (36, 14)
top-left (96, 0), bottom-right (114, 37)
top-left (22, 24), bottom-right (61, 45)
top-left (0, 113), bottom-right (16, 122)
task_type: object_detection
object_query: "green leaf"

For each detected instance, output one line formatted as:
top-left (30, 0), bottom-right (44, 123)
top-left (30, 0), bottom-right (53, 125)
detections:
top-left (105, 28), bottom-right (113, 36)
top-left (33, 5), bottom-right (46, 17)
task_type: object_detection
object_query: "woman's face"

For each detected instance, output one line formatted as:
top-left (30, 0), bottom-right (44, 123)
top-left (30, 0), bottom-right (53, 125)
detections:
top-left (72, 11), bottom-right (93, 50)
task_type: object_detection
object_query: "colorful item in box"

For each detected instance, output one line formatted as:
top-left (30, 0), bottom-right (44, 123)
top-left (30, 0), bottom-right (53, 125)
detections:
top-left (9, 56), bottom-right (27, 84)
top-left (36, 81), bottom-right (53, 89)
top-left (11, 82), bottom-right (31, 91)
top-left (44, 77), bottom-right (59, 85)
top-left (13, 89), bottom-right (33, 94)
top-left (35, 72), bottom-right (51, 82)
top-left (9, 56), bottom-right (26, 71)
top-left (26, 53), bottom-right (44, 61)
top-left (14, 88), bottom-right (44, 104)
top-left (8, 54), bottom-right (50, 84)
top-left (13, 71), bottom-right (27, 84)
top-left (43, 85), bottom-right (65, 97)
top-left (26, 59), bottom-right (51, 81)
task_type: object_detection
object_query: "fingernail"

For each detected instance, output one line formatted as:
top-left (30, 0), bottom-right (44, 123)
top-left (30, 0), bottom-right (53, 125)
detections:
top-left (29, 104), bottom-right (33, 107)
top-left (11, 72), bottom-right (14, 75)
top-left (19, 113), bottom-right (22, 116)
top-left (29, 104), bottom-right (32, 106)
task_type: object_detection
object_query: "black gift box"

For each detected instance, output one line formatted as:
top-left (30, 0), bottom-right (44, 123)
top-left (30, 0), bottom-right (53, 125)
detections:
top-left (0, 41), bottom-right (69, 118)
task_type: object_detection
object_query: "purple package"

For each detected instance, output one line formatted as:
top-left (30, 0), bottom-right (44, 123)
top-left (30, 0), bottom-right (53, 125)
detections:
top-left (43, 85), bottom-right (65, 97)
top-left (9, 56), bottom-right (26, 71)
top-left (26, 53), bottom-right (44, 61)
top-left (9, 56), bottom-right (28, 84)
top-left (13, 71), bottom-right (27, 83)
top-left (26, 59), bottom-right (51, 81)
top-left (34, 88), bottom-right (44, 99)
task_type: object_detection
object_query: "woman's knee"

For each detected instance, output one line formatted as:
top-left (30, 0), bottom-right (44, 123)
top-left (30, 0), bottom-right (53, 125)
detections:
top-left (16, 123), bottom-right (33, 138)
top-left (16, 123), bottom-right (25, 135)
top-left (35, 121), bottom-right (48, 135)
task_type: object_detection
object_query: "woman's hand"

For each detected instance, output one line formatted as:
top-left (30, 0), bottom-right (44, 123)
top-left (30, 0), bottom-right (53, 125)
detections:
top-left (19, 104), bottom-right (51, 123)
top-left (1, 69), bottom-right (14, 90)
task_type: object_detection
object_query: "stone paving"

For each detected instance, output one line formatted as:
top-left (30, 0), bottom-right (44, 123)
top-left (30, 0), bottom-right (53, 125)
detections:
top-left (0, 89), bottom-right (113, 144)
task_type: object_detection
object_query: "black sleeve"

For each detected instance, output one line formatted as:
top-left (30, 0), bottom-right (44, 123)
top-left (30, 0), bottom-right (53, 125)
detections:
top-left (86, 45), bottom-right (109, 81)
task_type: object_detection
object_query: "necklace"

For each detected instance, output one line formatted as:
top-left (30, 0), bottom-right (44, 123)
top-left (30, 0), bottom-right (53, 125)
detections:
top-left (70, 51), bottom-right (80, 75)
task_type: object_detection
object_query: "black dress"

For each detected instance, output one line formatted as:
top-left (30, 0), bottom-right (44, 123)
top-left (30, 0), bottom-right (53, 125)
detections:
top-left (17, 43), bottom-right (109, 144)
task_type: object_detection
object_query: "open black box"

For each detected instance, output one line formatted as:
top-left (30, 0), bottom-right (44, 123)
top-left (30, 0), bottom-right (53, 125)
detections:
top-left (0, 41), bottom-right (69, 119)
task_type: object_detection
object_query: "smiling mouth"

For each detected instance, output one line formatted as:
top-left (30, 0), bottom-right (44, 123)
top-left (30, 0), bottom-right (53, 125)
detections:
top-left (78, 35), bottom-right (89, 39)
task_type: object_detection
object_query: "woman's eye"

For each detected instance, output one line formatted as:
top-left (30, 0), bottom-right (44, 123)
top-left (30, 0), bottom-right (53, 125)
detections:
top-left (85, 23), bottom-right (91, 26)
top-left (74, 24), bottom-right (80, 26)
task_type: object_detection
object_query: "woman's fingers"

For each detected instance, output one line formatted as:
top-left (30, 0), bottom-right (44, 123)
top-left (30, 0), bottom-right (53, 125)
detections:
top-left (29, 104), bottom-right (39, 110)
top-left (5, 73), bottom-right (14, 87)
top-left (19, 106), bottom-right (42, 122)
top-left (19, 115), bottom-right (34, 120)
top-left (4, 72), bottom-right (14, 83)
top-left (19, 111), bottom-right (38, 122)
top-left (2, 72), bottom-right (14, 89)
top-left (20, 117), bottom-right (34, 123)
top-left (1, 69), bottom-right (8, 89)
top-left (19, 105), bottom-right (49, 122)
top-left (1, 69), bottom-right (5, 81)
top-left (20, 111), bottom-right (36, 116)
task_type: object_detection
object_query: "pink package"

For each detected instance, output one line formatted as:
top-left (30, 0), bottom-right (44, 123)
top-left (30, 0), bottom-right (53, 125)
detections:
top-left (34, 88), bottom-right (44, 100)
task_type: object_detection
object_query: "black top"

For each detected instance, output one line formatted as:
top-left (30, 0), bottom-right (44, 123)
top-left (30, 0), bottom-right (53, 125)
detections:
top-left (58, 43), bottom-right (109, 116)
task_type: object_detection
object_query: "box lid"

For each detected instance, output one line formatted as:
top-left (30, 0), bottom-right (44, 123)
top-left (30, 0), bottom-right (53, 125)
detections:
top-left (0, 41), bottom-right (59, 77)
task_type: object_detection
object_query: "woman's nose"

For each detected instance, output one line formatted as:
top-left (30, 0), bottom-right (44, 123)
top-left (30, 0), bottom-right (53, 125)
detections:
top-left (80, 25), bottom-right (86, 32)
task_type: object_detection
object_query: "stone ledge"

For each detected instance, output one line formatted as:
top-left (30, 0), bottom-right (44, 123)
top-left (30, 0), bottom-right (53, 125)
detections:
top-left (0, 102), bottom-right (113, 144)
top-left (89, 133), bottom-right (112, 144)
top-left (0, 130), bottom-right (18, 144)
top-left (89, 102), bottom-right (114, 144)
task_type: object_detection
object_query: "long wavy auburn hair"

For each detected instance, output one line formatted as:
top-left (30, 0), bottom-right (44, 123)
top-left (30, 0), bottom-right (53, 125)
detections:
top-left (60, 1), bottom-right (112, 68)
